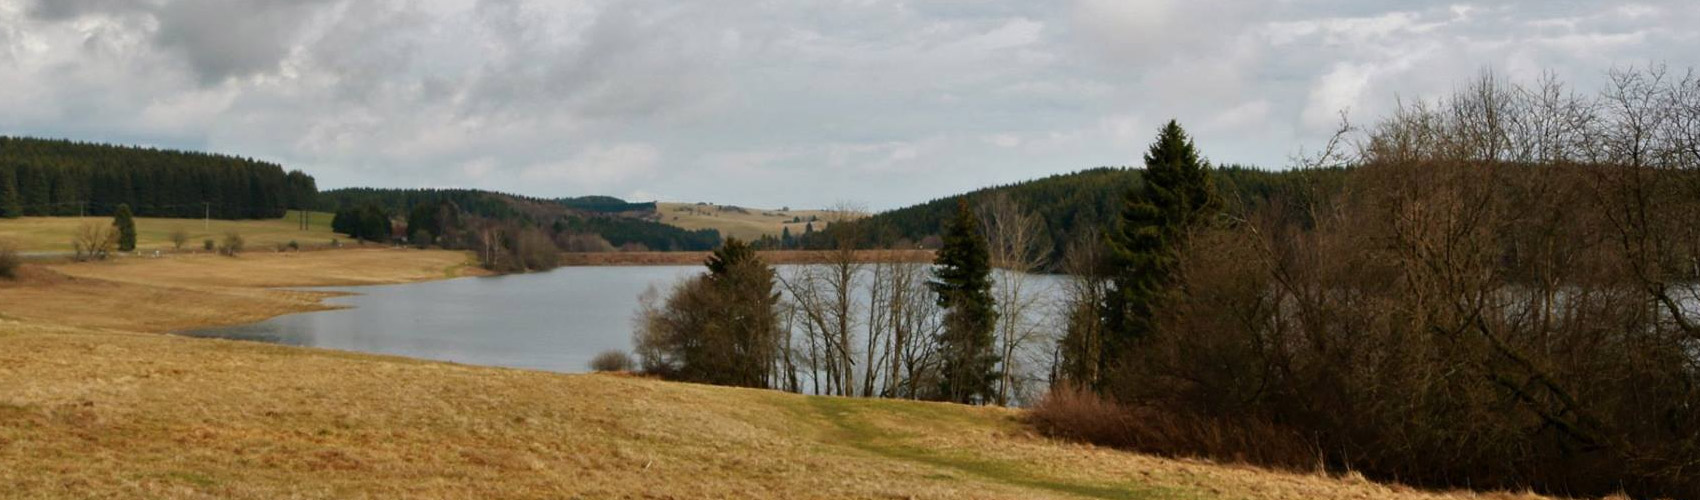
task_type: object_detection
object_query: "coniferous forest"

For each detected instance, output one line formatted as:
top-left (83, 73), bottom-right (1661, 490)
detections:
top-left (0, 136), bottom-right (316, 219)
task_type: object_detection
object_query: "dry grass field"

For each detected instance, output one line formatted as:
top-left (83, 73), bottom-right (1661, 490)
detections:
top-left (0, 249), bottom-right (1561, 499)
top-left (656, 202), bottom-right (847, 241)
top-left (0, 211), bottom-right (338, 253)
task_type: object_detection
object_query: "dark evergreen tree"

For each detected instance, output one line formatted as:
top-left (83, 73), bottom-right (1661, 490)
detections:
top-left (930, 199), bottom-right (999, 404)
top-left (1099, 120), bottom-right (1219, 394)
top-left (113, 203), bottom-right (137, 252)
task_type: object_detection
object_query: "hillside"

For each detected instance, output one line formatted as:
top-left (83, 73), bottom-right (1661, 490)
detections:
top-left (0, 251), bottom-right (1547, 499)
top-left (851, 166), bottom-right (1333, 264)
top-left (317, 188), bottom-right (721, 251)
top-left (656, 202), bottom-right (840, 241)
top-left (0, 136), bottom-right (317, 220)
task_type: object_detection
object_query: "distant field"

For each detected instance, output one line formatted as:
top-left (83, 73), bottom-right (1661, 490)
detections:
top-left (656, 202), bottom-right (847, 241)
top-left (0, 211), bottom-right (337, 253)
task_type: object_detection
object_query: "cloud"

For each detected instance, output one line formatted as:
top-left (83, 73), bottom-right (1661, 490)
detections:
top-left (0, 0), bottom-right (1694, 209)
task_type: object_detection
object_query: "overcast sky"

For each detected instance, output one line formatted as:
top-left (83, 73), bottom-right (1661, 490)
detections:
top-left (0, 1), bottom-right (1694, 209)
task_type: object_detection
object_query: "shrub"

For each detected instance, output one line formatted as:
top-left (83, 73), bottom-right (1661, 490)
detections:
top-left (170, 228), bottom-right (189, 250)
top-left (71, 222), bottom-right (116, 261)
top-left (0, 239), bottom-right (20, 280)
top-left (203, 239), bottom-right (215, 251)
top-left (1028, 386), bottom-right (1318, 473)
top-left (588, 350), bottom-right (634, 372)
top-left (218, 232), bottom-right (244, 256)
top-left (287, 240), bottom-right (299, 251)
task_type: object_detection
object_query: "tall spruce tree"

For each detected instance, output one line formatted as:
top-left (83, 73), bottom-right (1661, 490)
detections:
top-left (704, 237), bottom-right (783, 388)
top-left (112, 203), bottom-right (137, 252)
top-left (930, 199), bottom-right (1000, 404)
top-left (1099, 120), bottom-right (1218, 394)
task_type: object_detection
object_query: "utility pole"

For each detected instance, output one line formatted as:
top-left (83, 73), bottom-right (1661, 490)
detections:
top-left (204, 202), bottom-right (211, 231)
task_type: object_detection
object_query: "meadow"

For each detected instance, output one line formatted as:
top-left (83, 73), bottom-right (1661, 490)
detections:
top-left (0, 211), bottom-right (337, 254)
top-left (656, 202), bottom-right (840, 241)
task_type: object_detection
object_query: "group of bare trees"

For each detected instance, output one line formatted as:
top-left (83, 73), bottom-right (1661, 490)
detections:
top-left (634, 199), bottom-right (1059, 405)
top-left (1042, 67), bottom-right (1700, 498)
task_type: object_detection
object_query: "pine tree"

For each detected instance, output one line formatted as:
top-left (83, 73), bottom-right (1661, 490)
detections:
top-left (113, 203), bottom-right (137, 252)
top-left (1099, 120), bottom-right (1219, 393)
top-left (930, 199), bottom-right (999, 404)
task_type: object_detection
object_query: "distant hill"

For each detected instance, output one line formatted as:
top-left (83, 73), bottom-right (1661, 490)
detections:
top-left (0, 136), bottom-right (317, 220)
top-left (556, 196), bottom-right (657, 214)
top-left (849, 166), bottom-right (1328, 266)
top-left (655, 202), bottom-right (841, 242)
top-left (317, 188), bottom-right (720, 251)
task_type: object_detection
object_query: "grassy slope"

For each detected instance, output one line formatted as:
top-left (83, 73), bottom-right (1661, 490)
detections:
top-left (0, 251), bottom-right (1549, 499)
top-left (656, 202), bottom-right (839, 241)
top-left (0, 211), bottom-right (337, 253)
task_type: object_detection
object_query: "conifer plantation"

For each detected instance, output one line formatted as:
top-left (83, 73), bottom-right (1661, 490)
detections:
top-left (0, 137), bottom-right (317, 219)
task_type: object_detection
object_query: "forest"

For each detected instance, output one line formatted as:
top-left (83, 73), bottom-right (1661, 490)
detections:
top-left (835, 164), bottom-right (1338, 270)
top-left (0, 137), bottom-right (316, 219)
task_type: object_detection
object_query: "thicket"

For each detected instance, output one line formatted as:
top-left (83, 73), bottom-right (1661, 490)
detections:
top-left (0, 136), bottom-right (316, 219)
top-left (634, 238), bottom-right (785, 388)
top-left (1045, 68), bottom-right (1700, 498)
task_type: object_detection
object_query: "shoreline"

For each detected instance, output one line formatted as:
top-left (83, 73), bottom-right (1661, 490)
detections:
top-left (560, 248), bottom-right (934, 266)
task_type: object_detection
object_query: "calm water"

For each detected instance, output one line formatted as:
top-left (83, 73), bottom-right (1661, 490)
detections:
top-left (183, 266), bottom-right (703, 373)
top-left (184, 265), bottom-right (1068, 379)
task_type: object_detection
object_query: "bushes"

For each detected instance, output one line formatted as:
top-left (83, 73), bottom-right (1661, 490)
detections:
top-left (218, 232), bottom-right (244, 256)
top-left (1029, 386), bottom-right (1318, 473)
top-left (0, 239), bottom-right (19, 280)
top-left (1045, 68), bottom-right (1700, 498)
top-left (588, 350), bottom-right (634, 372)
top-left (71, 222), bottom-right (115, 261)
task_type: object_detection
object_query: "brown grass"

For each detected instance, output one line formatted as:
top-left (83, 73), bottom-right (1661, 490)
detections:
top-left (656, 202), bottom-right (845, 241)
top-left (0, 211), bottom-right (337, 253)
top-left (0, 249), bottom-right (1564, 499)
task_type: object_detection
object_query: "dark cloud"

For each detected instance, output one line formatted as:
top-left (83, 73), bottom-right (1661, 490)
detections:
top-left (2, 0), bottom-right (1695, 209)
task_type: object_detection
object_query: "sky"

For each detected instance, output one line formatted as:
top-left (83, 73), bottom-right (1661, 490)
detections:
top-left (0, 1), bottom-right (1694, 210)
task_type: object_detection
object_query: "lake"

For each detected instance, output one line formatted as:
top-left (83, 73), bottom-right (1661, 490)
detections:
top-left (183, 265), bottom-right (1068, 383)
top-left (183, 266), bottom-right (704, 373)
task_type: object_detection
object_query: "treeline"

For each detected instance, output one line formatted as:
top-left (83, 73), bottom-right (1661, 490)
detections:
top-left (0, 136), bottom-right (315, 219)
top-left (556, 195), bottom-right (656, 214)
top-left (318, 188), bottom-right (717, 253)
top-left (1037, 68), bottom-right (1700, 498)
top-left (837, 165), bottom-right (1315, 270)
